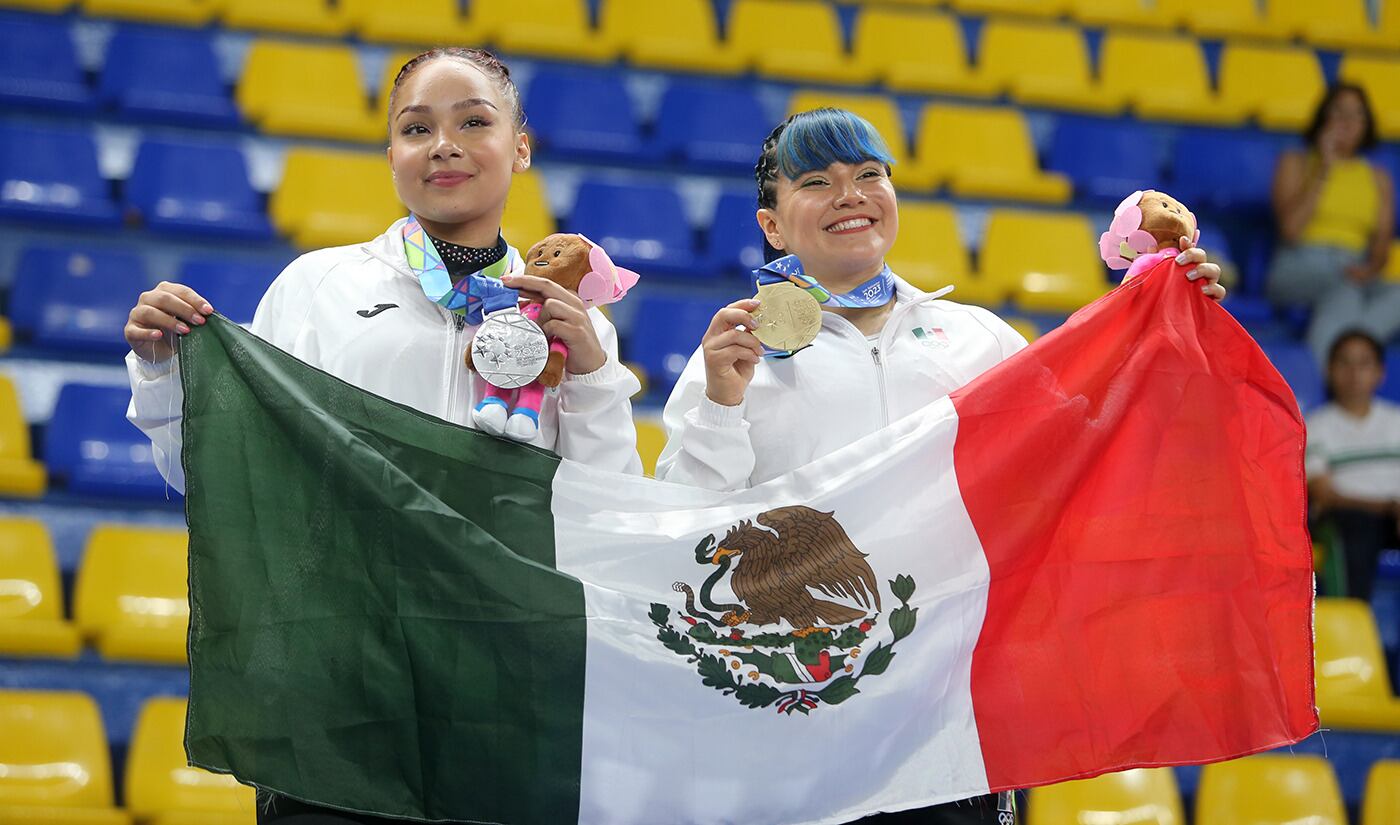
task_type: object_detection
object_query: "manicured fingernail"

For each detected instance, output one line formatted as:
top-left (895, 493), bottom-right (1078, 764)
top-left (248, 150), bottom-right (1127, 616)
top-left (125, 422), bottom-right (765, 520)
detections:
top-left (1185, 268), bottom-right (1199, 280)
top-left (151, 330), bottom-right (163, 339)
top-left (1201, 285), bottom-right (1213, 293)
top-left (176, 323), bottom-right (190, 334)
top-left (1176, 253), bottom-right (1189, 264)
top-left (201, 303), bottom-right (213, 314)
top-left (192, 315), bottom-right (206, 325)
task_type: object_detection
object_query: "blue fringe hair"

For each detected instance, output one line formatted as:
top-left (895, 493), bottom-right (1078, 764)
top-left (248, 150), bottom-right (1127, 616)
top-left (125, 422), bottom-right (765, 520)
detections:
top-left (758, 108), bottom-right (896, 206)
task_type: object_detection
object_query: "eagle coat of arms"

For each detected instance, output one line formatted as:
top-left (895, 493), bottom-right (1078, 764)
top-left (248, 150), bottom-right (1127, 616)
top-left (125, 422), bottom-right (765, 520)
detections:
top-left (649, 505), bottom-right (918, 715)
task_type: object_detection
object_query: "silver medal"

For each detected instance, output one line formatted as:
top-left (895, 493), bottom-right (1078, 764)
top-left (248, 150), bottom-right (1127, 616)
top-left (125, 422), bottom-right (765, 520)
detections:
top-left (470, 308), bottom-right (549, 389)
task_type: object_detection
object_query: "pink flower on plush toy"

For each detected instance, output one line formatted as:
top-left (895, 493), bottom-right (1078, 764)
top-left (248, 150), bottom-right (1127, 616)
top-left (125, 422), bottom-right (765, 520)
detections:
top-left (575, 236), bottom-right (640, 308)
top-left (1098, 190), bottom-right (1161, 271)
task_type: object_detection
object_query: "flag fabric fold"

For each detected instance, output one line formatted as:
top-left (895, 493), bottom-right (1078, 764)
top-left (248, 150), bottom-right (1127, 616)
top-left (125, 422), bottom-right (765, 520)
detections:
top-left (180, 257), bottom-right (1316, 825)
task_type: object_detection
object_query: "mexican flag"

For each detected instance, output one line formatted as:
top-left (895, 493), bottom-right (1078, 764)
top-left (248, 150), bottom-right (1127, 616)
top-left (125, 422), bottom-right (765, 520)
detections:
top-left (179, 258), bottom-right (1317, 825)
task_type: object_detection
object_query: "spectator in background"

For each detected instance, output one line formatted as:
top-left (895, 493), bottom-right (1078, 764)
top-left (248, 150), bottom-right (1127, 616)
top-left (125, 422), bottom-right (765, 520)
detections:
top-left (1307, 329), bottom-right (1400, 602)
top-left (1269, 83), bottom-right (1397, 365)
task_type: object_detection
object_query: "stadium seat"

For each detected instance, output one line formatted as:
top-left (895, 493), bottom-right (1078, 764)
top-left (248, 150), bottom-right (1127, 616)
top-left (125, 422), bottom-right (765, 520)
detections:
top-left (1364, 760), bottom-right (1400, 825)
top-left (785, 91), bottom-right (914, 184)
top-left (0, 13), bottom-right (91, 111)
top-left (599, 0), bottom-right (741, 73)
top-left (340, 0), bottom-right (474, 46)
top-left (1068, 0), bottom-right (1172, 29)
top-left (0, 0), bottom-right (75, 10)
top-left (948, 0), bottom-right (1065, 16)
top-left (523, 69), bottom-right (648, 162)
top-left (974, 20), bottom-right (1124, 115)
top-left (1339, 54), bottom-right (1400, 143)
top-left (623, 293), bottom-right (717, 392)
top-left (1158, 0), bottom-right (1287, 40)
top-left (1217, 44), bottom-right (1326, 132)
top-left (8, 245), bottom-right (147, 354)
top-left (502, 171), bottom-right (556, 249)
top-left (635, 419), bottom-right (666, 478)
top-left (1099, 32), bottom-right (1248, 126)
top-left (0, 377), bottom-right (45, 499)
top-left (471, 0), bottom-right (616, 63)
top-left (978, 210), bottom-right (1108, 314)
top-left (125, 139), bottom-right (273, 239)
top-left (74, 525), bottom-right (189, 664)
top-left (0, 519), bottom-right (77, 657)
top-left (886, 201), bottom-right (1001, 307)
top-left (724, 0), bottom-right (873, 85)
top-left (705, 189), bottom-right (765, 278)
top-left (236, 40), bottom-right (380, 143)
top-left (1029, 768), bottom-right (1184, 825)
top-left (0, 123), bottom-right (119, 226)
top-left (44, 383), bottom-right (175, 500)
top-left (852, 9), bottom-right (990, 97)
top-left (1260, 341), bottom-right (1324, 412)
top-left (270, 148), bottom-right (400, 249)
top-left (1004, 317), bottom-right (1040, 342)
top-left (1267, 0), bottom-right (1392, 51)
top-left (1196, 755), bottom-right (1346, 825)
top-left (914, 104), bottom-right (1072, 204)
top-left (126, 697), bottom-right (256, 825)
top-left (98, 26), bottom-right (237, 125)
top-left (80, 0), bottom-right (217, 25)
top-left (221, 0), bottom-right (348, 36)
top-left (177, 258), bottom-right (283, 326)
top-left (1046, 117), bottom-right (1167, 204)
top-left (567, 179), bottom-right (697, 277)
top-left (0, 689), bottom-right (129, 824)
top-left (653, 80), bottom-right (770, 174)
top-left (1169, 129), bottom-right (1285, 212)
top-left (1315, 598), bottom-right (1400, 732)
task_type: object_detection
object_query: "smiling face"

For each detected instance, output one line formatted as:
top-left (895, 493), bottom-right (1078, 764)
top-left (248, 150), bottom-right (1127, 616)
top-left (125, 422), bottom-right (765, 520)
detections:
top-left (757, 160), bottom-right (899, 284)
top-left (386, 57), bottom-right (530, 242)
top-left (523, 234), bottom-right (592, 292)
top-left (1137, 190), bottom-right (1197, 250)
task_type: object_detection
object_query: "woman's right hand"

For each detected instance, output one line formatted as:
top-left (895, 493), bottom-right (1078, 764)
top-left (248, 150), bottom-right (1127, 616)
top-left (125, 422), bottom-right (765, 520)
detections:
top-left (702, 298), bottom-right (763, 407)
top-left (125, 282), bottom-right (214, 363)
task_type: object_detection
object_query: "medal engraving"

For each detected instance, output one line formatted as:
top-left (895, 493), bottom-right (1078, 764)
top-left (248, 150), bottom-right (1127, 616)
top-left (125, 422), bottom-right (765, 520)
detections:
top-left (470, 309), bottom-right (549, 389)
top-left (751, 282), bottom-right (822, 352)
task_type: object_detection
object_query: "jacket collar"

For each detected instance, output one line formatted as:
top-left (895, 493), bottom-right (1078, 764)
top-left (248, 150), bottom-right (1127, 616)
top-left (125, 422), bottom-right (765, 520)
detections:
top-left (361, 217), bottom-right (416, 280)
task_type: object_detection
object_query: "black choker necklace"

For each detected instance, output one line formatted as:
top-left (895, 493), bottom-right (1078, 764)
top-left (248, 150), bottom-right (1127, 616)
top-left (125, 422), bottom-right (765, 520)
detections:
top-left (427, 232), bottom-right (509, 279)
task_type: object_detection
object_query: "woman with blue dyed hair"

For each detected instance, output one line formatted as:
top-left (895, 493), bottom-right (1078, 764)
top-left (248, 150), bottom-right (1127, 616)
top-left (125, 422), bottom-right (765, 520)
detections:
top-left (655, 108), bottom-right (1225, 823)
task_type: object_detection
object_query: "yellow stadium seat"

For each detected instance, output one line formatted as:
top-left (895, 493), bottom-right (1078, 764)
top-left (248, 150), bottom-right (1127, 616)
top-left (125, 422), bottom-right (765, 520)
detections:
top-left (1030, 768), bottom-right (1184, 825)
top-left (374, 49), bottom-right (419, 126)
top-left (272, 149), bottom-right (402, 250)
top-left (221, 0), bottom-right (346, 35)
top-left (1268, 0), bottom-right (1392, 51)
top-left (725, 0), bottom-right (874, 85)
top-left (1099, 32), bottom-right (1248, 127)
top-left (1385, 240), bottom-right (1400, 283)
top-left (0, 690), bottom-right (130, 825)
top-left (914, 104), bottom-right (1072, 204)
top-left (785, 91), bottom-right (918, 186)
top-left (599, 0), bottom-right (742, 73)
top-left (1364, 760), bottom-right (1400, 825)
top-left (886, 201), bottom-right (1001, 306)
top-left (0, 519), bottom-right (79, 658)
top-left (0, 375), bottom-right (46, 498)
top-left (1069, 0), bottom-right (1173, 30)
top-left (0, 0), bottom-right (73, 10)
top-left (74, 525), bottom-right (189, 665)
top-left (1218, 44), bottom-right (1326, 132)
top-left (851, 9), bottom-right (993, 97)
top-left (949, 0), bottom-right (1066, 16)
top-left (238, 41), bottom-right (381, 143)
top-left (1382, 4), bottom-right (1400, 47)
top-left (1158, 0), bottom-right (1288, 40)
top-left (1003, 317), bottom-right (1040, 342)
top-left (79, 0), bottom-right (219, 25)
top-left (340, 0), bottom-right (475, 46)
top-left (502, 171), bottom-right (555, 247)
top-left (974, 19), bottom-right (1124, 115)
top-left (1339, 54), bottom-right (1400, 142)
top-left (1196, 755), bottom-right (1346, 825)
top-left (1314, 597), bottom-right (1400, 732)
top-left (635, 419), bottom-right (666, 478)
top-left (472, 0), bottom-right (616, 63)
top-left (126, 698), bottom-right (256, 825)
top-left (0, 317), bottom-right (13, 353)
top-left (979, 209), bottom-right (1108, 314)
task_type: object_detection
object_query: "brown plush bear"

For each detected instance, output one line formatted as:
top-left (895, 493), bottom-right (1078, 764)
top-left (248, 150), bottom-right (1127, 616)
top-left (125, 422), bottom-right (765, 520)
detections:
top-left (1136, 190), bottom-right (1198, 252)
top-left (1100, 190), bottom-right (1200, 278)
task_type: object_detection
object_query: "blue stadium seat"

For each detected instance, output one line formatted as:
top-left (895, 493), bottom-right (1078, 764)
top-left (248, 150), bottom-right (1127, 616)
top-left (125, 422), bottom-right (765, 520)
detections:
top-left (623, 292), bottom-right (718, 394)
top-left (1170, 129), bottom-right (1289, 212)
top-left (523, 68), bottom-right (650, 162)
top-left (1261, 340), bottom-right (1324, 413)
top-left (1374, 147), bottom-right (1400, 232)
top-left (1379, 344), bottom-right (1400, 404)
top-left (1046, 117), bottom-right (1167, 204)
top-left (125, 139), bottom-right (272, 239)
top-left (44, 383), bottom-right (175, 500)
top-left (0, 13), bottom-right (92, 111)
top-left (567, 179), bottom-right (698, 277)
top-left (8, 246), bottom-right (147, 355)
top-left (177, 257), bottom-right (285, 326)
top-left (0, 124), bottom-right (119, 226)
top-left (98, 26), bottom-right (238, 126)
top-left (652, 80), bottom-right (770, 173)
top-left (705, 189), bottom-right (765, 279)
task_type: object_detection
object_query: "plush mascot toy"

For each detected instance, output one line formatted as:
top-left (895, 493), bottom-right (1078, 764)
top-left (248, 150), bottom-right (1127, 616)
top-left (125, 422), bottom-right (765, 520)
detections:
top-left (1099, 190), bottom-right (1200, 281)
top-left (466, 233), bottom-right (638, 441)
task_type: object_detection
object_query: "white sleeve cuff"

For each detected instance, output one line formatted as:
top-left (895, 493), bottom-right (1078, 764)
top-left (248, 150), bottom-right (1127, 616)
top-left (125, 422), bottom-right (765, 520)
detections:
top-left (696, 396), bottom-right (748, 428)
top-left (566, 356), bottom-right (629, 386)
top-left (131, 352), bottom-right (179, 381)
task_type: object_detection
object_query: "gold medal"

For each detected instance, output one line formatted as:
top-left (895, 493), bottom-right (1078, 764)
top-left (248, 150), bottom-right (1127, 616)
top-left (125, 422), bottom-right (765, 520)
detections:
top-left (750, 281), bottom-right (822, 353)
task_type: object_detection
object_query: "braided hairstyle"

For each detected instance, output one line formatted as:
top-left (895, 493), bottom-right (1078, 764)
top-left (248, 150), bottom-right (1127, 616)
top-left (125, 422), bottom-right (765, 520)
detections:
top-left (387, 47), bottom-right (525, 132)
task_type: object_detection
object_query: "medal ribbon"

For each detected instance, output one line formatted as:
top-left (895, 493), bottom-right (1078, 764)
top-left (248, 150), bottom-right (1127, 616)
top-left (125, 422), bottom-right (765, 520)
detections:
top-left (403, 214), bottom-right (523, 324)
top-left (754, 254), bottom-right (896, 309)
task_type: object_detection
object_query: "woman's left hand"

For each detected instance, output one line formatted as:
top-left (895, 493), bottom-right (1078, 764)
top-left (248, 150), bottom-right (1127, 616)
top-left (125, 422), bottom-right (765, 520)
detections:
top-left (501, 273), bottom-right (608, 375)
top-left (1176, 237), bottom-right (1226, 302)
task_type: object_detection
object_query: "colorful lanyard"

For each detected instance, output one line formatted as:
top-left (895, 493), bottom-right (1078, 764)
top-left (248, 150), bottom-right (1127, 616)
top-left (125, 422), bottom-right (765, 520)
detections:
top-left (754, 255), bottom-right (896, 309)
top-left (402, 214), bottom-right (523, 324)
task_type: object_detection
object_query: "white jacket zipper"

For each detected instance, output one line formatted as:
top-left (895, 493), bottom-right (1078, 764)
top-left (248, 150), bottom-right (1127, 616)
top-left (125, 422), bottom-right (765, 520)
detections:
top-left (444, 310), bottom-right (465, 421)
top-left (870, 344), bottom-right (890, 426)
